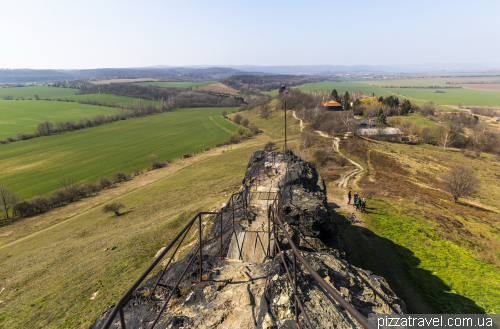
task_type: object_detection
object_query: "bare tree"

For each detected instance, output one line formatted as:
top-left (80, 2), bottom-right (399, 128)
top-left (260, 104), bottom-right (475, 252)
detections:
top-left (440, 128), bottom-right (454, 151)
top-left (260, 102), bottom-right (272, 119)
top-left (0, 185), bottom-right (19, 219)
top-left (102, 203), bottom-right (125, 216)
top-left (233, 113), bottom-right (242, 124)
top-left (441, 166), bottom-right (480, 203)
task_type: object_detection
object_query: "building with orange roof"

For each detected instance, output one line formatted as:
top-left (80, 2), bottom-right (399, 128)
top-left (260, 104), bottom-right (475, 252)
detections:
top-left (322, 100), bottom-right (343, 110)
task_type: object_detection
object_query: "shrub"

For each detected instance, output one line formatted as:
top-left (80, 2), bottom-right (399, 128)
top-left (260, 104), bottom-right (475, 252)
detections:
top-left (111, 172), bottom-right (129, 184)
top-left (313, 148), bottom-right (329, 166)
top-left (229, 135), bottom-right (240, 144)
top-left (0, 140), bottom-right (8, 144)
top-left (102, 203), bottom-right (125, 216)
top-left (165, 158), bottom-right (171, 164)
top-left (30, 196), bottom-right (50, 213)
top-left (233, 113), bottom-right (242, 124)
top-left (6, 137), bottom-right (14, 142)
top-left (97, 177), bottom-right (112, 189)
top-left (241, 118), bottom-right (249, 127)
top-left (13, 200), bottom-right (32, 217)
top-left (249, 124), bottom-right (260, 135)
top-left (182, 153), bottom-right (192, 159)
top-left (149, 154), bottom-right (166, 169)
top-left (264, 141), bottom-right (276, 151)
top-left (205, 147), bottom-right (210, 152)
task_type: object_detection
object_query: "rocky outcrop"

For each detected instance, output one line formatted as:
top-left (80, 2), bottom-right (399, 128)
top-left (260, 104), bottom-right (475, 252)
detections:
top-left (90, 150), bottom-right (405, 329)
top-left (257, 251), bottom-right (406, 328)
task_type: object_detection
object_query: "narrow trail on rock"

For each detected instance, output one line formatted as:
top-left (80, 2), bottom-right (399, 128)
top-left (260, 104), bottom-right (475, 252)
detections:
top-left (292, 111), bottom-right (304, 132)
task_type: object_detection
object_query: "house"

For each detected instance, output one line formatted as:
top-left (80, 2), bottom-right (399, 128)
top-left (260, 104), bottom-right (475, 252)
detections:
top-left (358, 119), bottom-right (374, 128)
top-left (322, 100), bottom-right (343, 111)
top-left (357, 128), bottom-right (403, 142)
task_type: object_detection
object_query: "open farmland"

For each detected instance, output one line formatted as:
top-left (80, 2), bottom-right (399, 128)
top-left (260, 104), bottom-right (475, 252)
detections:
top-left (201, 82), bottom-right (239, 95)
top-left (0, 139), bottom-right (266, 329)
top-left (0, 100), bottom-right (119, 139)
top-left (380, 87), bottom-right (500, 106)
top-left (61, 94), bottom-right (155, 106)
top-left (263, 81), bottom-right (392, 97)
top-left (0, 107), bottom-right (238, 199)
top-left (0, 86), bottom-right (78, 99)
top-left (134, 81), bottom-right (217, 88)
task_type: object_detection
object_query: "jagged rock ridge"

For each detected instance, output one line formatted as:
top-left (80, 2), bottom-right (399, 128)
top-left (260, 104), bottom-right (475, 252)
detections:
top-left (90, 150), bottom-right (406, 329)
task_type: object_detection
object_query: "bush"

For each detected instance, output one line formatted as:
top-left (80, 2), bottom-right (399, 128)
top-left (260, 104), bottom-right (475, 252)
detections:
top-left (313, 148), bottom-right (329, 166)
top-left (241, 118), bottom-right (249, 127)
top-left (249, 124), bottom-right (260, 135)
top-left (233, 113), bottom-right (242, 124)
top-left (30, 196), bottom-right (50, 213)
top-left (0, 140), bottom-right (8, 144)
top-left (102, 203), bottom-right (125, 216)
top-left (111, 172), bottom-right (129, 184)
top-left (97, 177), bottom-right (112, 189)
top-left (205, 147), bottom-right (210, 151)
top-left (229, 135), bottom-right (240, 144)
top-left (13, 200), bottom-right (32, 217)
top-left (182, 153), bottom-right (192, 159)
top-left (6, 137), bottom-right (14, 142)
top-left (264, 141), bottom-right (276, 151)
top-left (149, 154), bottom-right (166, 169)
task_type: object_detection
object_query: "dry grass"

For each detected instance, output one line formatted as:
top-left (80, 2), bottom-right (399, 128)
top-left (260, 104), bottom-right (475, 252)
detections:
top-left (201, 83), bottom-right (239, 95)
top-left (0, 135), bottom-right (268, 328)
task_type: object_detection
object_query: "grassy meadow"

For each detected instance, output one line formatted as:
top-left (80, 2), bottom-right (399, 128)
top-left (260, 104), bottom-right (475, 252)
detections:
top-left (0, 139), bottom-right (266, 328)
top-left (134, 81), bottom-right (217, 88)
top-left (0, 86), bottom-right (78, 99)
top-left (332, 139), bottom-right (500, 314)
top-left (380, 87), bottom-right (500, 107)
top-left (0, 100), bottom-right (119, 140)
top-left (0, 107), bottom-right (238, 199)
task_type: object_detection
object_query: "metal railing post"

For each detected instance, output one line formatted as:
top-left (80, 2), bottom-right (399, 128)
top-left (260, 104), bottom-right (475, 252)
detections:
top-left (199, 214), bottom-right (202, 282)
top-left (219, 213), bottom-right (223, 260)
top-left (294, 253), bottom-right (298, 326)
top-left (232, 195), bottom-right (235, 233)
top-left (119, 306), bottom-right (126, 329)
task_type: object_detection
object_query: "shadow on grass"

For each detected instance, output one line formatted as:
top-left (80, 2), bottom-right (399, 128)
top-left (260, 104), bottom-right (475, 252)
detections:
top-left (330, 211), bottom-right (485, 314)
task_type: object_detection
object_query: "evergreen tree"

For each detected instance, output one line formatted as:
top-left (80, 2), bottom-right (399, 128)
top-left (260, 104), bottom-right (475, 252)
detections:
top-left (401, 99), bottom-right (411, 115)
top-left (343, 91), bottom-right (351, 110)
top-left (330, 89), bottom-right (339, 102)
top-left (377, 112), bottom-right (387, 125)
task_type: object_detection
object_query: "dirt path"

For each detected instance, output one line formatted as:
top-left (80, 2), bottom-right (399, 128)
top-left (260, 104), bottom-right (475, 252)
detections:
top-left (292, 111), bottom-right (304, 132)
top-left (315, 131), bottom-right (363, 188)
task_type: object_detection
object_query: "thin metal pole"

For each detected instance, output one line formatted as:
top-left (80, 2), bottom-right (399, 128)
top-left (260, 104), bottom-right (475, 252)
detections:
top-left (199, 214), bottom-right (202, 282)
top-left (285, 101), bottom-right (287, 152)
top-left (268, 207), bottom-right (271, 257)
top-left (119, 306), bottom-right (126, 329)
top-left (232, 195), bottom-right (235, 233)
top-left (294, 253), bottom-right (298, 325)
top-left (219, 213), bottom-right (223, 260)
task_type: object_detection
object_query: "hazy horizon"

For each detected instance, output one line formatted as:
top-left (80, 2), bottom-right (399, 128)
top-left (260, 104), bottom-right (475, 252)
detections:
top-left (1, 0), bottom-right (499, 70)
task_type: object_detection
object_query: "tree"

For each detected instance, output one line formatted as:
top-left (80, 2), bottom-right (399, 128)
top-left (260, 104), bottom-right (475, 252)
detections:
top-left (233, 113), bottom-right (242, 124)
top-left (439, 128), bottom-right (454, 151)
top-left (0, 185), bottom-right (19, 219)
top-left (343, 91), bottom-right (351, 111)
top-left (102, 203), bottom-right (125, 216)
top-left (441, 166), bottom-right (480, 203)
top-left (34, 94), bottom-right (40, 100)
top-left (221, 110), bottom-right (227, 117)
top-left (260, 102), bottom-right (272, 119)
top-left (401, 99), bottom-right (411, 115)
top-left (377, 112), bottom-right (387, 125)
top-left (330, 89), bottom-right (339, 102)
top-left (241, 118), bottom-right (249, 127)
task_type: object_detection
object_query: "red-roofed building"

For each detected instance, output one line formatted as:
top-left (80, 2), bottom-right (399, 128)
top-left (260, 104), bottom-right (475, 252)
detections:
top-left (322, 100), bottom-right (343, 110)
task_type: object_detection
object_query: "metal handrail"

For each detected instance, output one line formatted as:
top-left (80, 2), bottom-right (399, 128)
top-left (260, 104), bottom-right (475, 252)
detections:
top-left (269, 205), bottom-right (376, 329)
top-left (101, 211), bottom-right (220, 329)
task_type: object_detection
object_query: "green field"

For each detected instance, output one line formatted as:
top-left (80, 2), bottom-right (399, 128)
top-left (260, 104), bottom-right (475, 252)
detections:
top-left (0, 86), bottom-right (79, 99)
top-left (134, 81), bottom-right (217, 88)
top-left (62, 94), bottom-right (155, 106)
top-left (263, 81), bottom-right (392, 97)
top-left (0, 107), bottom-right (238, 199)
top-left (381, 87), bottom-right (500, 106)
top-left (0, 100), bottom-right (119, 140)
top-left (366, 80), bottom-right (449, 87)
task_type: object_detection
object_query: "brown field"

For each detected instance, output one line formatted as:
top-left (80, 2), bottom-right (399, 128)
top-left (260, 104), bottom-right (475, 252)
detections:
top-left (201, 82), bottom-right (239, 95)
top-left (450, 84), bottom-right (500, 92)
top-left (89, 78), bottom-right (159, 84)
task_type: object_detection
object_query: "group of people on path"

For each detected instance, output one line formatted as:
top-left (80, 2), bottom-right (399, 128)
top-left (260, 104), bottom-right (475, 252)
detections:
top-left (347, 191), bottom-right (366, 212)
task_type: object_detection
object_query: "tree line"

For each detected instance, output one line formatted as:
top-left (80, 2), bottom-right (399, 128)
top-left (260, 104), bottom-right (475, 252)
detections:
top-left (219, 74), bottom-right (323, 94)
top-left (77, 83), bottom-right (244, 108)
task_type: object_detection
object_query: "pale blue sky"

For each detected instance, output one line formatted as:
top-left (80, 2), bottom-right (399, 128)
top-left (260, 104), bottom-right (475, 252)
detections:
top-left (1, 0), bottom-right (498, 69)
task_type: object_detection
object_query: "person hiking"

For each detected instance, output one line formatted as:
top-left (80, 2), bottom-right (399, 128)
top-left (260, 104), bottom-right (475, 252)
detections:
top-left (348, 191), bottom-right (351, 205)
top-left (361, 198), bottom-right (366, 212)
top-left (355, 198), bottom-right (360, 211)
top-left (353, 192), bottom-right (358, 207)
